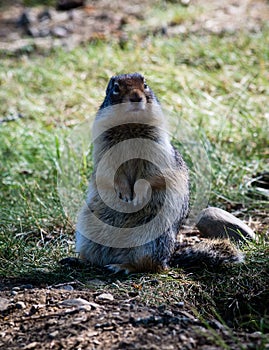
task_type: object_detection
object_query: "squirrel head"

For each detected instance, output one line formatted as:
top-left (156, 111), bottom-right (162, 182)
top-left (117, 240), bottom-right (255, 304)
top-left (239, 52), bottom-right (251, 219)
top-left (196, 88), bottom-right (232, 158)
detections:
top-left (100, 73), bottom-right (158, 110)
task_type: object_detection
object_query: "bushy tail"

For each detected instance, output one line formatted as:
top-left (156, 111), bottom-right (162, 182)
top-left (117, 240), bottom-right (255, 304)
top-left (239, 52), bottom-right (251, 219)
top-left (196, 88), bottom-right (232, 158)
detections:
top-left (170, 239), bottom-right (244, 268)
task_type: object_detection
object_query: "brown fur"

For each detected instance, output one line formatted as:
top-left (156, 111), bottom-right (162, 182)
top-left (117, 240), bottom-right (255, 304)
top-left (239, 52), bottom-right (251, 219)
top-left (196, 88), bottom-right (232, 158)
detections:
top-left (170, 239), bottom-right (244, 268)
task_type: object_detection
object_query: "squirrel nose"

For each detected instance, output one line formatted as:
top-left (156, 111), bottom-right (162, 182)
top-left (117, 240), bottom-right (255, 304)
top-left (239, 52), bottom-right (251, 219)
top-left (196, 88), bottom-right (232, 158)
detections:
top-left (129, 91), bottom-right (143, 103)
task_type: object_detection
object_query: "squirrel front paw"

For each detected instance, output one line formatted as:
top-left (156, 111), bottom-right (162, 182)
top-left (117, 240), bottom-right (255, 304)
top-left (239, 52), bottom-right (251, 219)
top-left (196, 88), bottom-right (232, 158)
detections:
top-left (114, 177), bottom-right (133, 203)
top-left (114, 177), bottom-right (151, 206)
top-left (133, 179), bottom-right (151, 206)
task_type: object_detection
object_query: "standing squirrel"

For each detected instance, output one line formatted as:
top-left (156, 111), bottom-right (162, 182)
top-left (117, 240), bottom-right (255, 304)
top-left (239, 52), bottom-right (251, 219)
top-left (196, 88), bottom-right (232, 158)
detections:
top-left (75, 73), bottom-right (244, 274)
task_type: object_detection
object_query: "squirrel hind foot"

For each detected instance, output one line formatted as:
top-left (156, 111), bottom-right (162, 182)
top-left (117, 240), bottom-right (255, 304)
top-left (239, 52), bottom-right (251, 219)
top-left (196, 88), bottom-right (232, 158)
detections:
top-left (105, 263), bottom-right (133, 275)
top-left (106, 257), bottom-right (169, 274)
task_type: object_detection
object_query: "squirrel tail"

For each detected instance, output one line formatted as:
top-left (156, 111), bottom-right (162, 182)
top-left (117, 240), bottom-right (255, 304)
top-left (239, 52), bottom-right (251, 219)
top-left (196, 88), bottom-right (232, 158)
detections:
top-left (170, 239), bottom-right (244, 268)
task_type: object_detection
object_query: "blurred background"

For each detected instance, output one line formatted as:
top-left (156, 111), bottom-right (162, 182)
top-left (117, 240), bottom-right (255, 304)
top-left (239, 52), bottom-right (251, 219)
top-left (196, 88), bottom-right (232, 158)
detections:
top-left (1, 0), bottom-right (269, 54)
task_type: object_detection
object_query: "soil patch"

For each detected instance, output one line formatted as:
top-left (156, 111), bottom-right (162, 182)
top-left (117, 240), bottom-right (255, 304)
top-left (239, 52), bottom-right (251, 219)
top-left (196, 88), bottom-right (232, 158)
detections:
top-left (1, 0), bottom-right (269, 54)
top-left (0, 282), bottom-right (266, 350)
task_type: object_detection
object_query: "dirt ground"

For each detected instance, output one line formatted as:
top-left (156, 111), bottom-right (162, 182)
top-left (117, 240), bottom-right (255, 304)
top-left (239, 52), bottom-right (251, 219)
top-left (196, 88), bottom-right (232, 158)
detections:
top-left (0, 280), bottom-right (267, 350)
top-left (1, 0), bottom-right (269, 53)
top-left (1, 0), bottom-right (269, 349)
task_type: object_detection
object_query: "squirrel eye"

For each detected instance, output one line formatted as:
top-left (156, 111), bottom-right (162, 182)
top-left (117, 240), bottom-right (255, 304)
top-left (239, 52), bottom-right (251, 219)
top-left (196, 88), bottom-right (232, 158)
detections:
top-left (144, 83), bottom-right (148, 90)
top-left (113, 83), bottom-right (120, 95)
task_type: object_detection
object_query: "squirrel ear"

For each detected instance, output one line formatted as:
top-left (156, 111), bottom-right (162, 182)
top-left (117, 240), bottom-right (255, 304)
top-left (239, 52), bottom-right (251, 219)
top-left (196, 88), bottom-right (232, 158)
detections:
top-left (106, 76), bottom-right (116, 95)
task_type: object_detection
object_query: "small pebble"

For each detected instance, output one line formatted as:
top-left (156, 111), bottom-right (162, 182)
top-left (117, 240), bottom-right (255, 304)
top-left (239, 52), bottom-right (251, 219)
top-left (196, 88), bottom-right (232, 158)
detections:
top-left (51, 26), bottom-right (68, 38)
top-left (87, 279), bottom-right (106, 287)
top-left (0, 297), bottom-right (10, 312)
top-left (150, 279), bottom-right (159, 286)
top-left (60, 298), bottom-right (92, 309)
top-left (164, 310), bottom-right (173, 317)
top-left (23, 342), bottom-right (38, 350)
top-left (49, 330), bottom-right (59, 339)
top-left (21, 284), bottom-right (33, 290)
top-left (96, 293), bottom-right (114, 301)
top-left (39, 28), bottom-right (51, 37)
top-left (176, 301), bottom-right (184, 308)
top-left (38, 10), bottom-right (52, 22)
top-left (15, 301), bottom-right (26, 309)
top-left (60, 284), bottom-right (74, 291)
top-left (26, 26), bottom-right (40, 37)
top-left (29, 305), bottom-right (38, 315)
top-left (181, 0), bottom-right (190, 6)
top-left (158, 304), bottom-right (166, 312)
top-left (17, 12), bottom-right (31, 27)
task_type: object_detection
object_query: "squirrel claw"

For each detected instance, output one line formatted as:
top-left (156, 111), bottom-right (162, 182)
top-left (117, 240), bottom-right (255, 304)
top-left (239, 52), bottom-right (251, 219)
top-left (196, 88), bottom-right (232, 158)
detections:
top-left (105, 264), bottom-right (132, 274)
top-left (122, 195), bottom-right (132, 203)
top-left (133, 192), bottom-right (146, 206)
top-left (115, 182), bottom-right (133, 203)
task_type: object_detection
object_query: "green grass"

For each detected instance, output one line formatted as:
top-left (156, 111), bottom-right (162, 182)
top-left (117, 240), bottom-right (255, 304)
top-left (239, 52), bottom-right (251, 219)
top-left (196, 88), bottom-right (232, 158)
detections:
top-left (0, 3), bottom-right (268, 341)
top-left (0, 0), bottom-right (56, 7)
